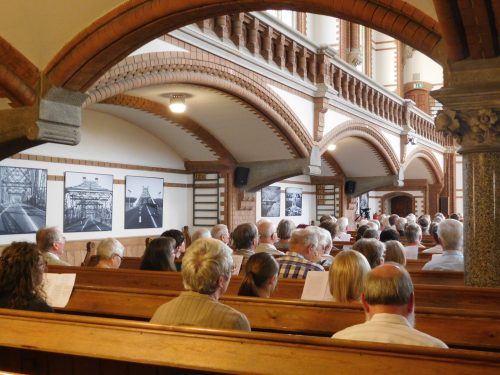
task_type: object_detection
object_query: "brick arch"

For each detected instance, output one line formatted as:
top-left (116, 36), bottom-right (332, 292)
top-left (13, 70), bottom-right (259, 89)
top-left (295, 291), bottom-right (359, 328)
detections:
top-left (102, 94), bottom-right (236, 163)
top-left (0, 36), bottom-right (39, 106)
top-left (45, 0), bottom-right (442, 92)
top-left (319, 122), bottom-right (400, 175)
top-left (403, 147), bottom-right (443, 185)
top-left (86, 57), bottom-right (312, 158)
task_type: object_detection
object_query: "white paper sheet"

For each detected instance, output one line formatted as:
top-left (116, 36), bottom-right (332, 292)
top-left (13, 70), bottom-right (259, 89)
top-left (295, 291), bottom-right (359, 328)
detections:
top-left (404, 245), bottom-right (419, 260)
top-left (301, 271), bottom-right (333, 301)
top-left (43, 273), bottom-right (76, 308)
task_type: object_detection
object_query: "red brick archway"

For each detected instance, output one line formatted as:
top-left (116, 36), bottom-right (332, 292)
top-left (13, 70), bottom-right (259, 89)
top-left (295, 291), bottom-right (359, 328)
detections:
top-left (45, 0), bottom-right (442, 92)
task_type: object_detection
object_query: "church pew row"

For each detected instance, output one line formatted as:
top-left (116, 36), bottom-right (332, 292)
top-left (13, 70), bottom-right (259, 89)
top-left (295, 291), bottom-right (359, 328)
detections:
top-left (0, 310), bottom-right (498, 375)
top-left (47, 266), bottom-right (489, 310)
top-left (55, 284), bottom-right (500, 351)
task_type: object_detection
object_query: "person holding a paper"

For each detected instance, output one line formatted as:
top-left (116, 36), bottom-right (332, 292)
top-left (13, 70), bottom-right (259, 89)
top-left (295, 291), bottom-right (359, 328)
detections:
top-left (150, 238), bottom-right (250, 331)
top-left (36, 226), bottom-right (70, 266)
top-left (422, 219), bottom-right (464, 272)
top-left (0, 242), bottom-right (53, 312)
top-left (332, 263), bottom-right (448, 348)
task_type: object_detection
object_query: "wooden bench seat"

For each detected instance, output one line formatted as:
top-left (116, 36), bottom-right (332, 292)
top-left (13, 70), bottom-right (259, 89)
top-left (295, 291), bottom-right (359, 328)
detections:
top-left (56, 284), bottom-right (500, 351)
top-left (0, 309), bottom-right (498, 375)
top-left (47, 266), bottom-right (485, 309)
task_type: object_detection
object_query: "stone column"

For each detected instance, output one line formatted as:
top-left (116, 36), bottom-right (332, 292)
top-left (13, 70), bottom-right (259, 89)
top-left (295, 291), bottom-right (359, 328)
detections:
top-left (432, 59), bottom-right (500, 286)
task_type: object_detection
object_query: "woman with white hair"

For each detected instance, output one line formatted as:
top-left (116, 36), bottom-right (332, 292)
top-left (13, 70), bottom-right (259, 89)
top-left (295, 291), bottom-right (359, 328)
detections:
top-left (150, 238), bottom-right (251, 331)
top-left (95, 238), bottom-right (124, 269)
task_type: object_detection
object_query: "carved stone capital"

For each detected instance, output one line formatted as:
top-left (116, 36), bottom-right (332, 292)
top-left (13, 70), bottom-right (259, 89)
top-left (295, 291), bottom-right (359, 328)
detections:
top-left (435, 108), bottom-right (500, 153)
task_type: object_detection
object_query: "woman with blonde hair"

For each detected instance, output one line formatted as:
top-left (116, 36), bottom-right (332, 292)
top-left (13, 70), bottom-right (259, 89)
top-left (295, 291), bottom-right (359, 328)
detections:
top-left (384, 240), bottom-right (407, 267)
top-left (329, 250), bottom-right (370, 303)
top-left (0, 242), bottom-right (53, 312)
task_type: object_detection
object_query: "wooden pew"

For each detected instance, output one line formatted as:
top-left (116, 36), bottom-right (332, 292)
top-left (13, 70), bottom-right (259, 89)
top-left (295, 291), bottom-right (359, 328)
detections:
top-left (48, 266), bottom-right (476, 310)
top-left (55, 284), bottom-right (500, 351)
top-left (1, 309), bottom-right (498, 375)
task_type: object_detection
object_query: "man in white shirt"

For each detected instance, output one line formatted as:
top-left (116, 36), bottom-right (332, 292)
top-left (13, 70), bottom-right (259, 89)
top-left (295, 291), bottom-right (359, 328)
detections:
top-left (422, 219), bottom-right (463, 271)
top-left (255, 219), bottom-right (284, 256)
top-left (332, 263), bottom-right (448, 348)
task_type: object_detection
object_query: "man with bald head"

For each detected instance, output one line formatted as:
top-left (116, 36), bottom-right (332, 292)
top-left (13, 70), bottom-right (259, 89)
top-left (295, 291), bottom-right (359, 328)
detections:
top-left (255, 219), bottom-right (284, 256)
top-left (332, 263), bottom-right (447, 348)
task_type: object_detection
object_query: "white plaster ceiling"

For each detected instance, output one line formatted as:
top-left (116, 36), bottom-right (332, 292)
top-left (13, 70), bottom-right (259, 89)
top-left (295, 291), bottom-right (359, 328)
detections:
top-left (404, 157), bottom-right (435, 183)
top-left (97, 83), bottom-right (297, 162)
top-left (328, 137), bottom-right (388, 177)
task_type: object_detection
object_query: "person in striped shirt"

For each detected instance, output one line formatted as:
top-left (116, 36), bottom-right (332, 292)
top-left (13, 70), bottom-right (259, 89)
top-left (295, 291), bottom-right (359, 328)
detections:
top-left (276, 227), bottom-right (324, 279)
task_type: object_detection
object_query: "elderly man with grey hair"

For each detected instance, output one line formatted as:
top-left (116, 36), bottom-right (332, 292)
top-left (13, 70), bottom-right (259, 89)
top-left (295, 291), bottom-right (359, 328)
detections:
top-left (95, 238), bottom-right (125, 269)
top-left (422, 219), bottom-right (464, 271)
top-left (255, 219), bottom-right (284, 256)
top-left (191, 227), bottom-right (212, 243)
top-left (150, 238), bottom-right (250, 331)
top-left (276, 227), bottom-right (324, 278)
top-left (332, 263), bottom-right (447, 348)
top-left (334, 217), bottom-right (351, 241)
top-left (36, 226), bottom-right (70, 266)
top-left (211, 224), bottom-right (230, 244)
top-left (352, 238), bottom-right (385, 269)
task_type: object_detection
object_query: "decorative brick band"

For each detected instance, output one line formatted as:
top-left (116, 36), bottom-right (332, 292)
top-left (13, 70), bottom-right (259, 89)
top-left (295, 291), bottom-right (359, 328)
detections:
top-left (403, 147), bottom-right (444, 185)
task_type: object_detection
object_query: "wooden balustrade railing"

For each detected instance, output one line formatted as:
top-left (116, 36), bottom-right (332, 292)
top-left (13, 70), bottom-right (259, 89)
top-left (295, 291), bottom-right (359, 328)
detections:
top-left (191, 12), bottom-right (453, 147)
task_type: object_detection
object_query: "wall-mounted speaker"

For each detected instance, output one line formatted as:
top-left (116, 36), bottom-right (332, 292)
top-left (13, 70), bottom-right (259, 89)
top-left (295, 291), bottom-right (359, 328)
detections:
top-left (345, 180), bottom-right (356, 194)
top-left (234, 167), bottom-right (250, 187)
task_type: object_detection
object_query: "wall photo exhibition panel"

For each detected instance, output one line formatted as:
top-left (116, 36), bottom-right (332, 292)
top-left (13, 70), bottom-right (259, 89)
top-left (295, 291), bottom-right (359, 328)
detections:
top-left (64, 172), bottom-right (113, 233)
top-left (125, 176), bottom-right (164, 229)
top-left (0, 166), bottom-right (47, 234)
top-left (285, 187), bottom-right (302, 217)
top-left (261, 186), bottom-right (280, 217)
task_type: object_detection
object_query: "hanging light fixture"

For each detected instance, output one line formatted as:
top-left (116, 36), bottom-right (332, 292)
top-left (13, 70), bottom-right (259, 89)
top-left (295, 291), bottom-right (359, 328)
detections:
top-left (327, 144), bottom-right (337, 151)
top-left (169, 94), bottom-right (186, 113)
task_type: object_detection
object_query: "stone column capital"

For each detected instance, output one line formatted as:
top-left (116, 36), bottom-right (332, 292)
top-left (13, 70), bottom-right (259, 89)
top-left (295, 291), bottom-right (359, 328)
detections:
top-left (435, 108), bottom-right (500, 153)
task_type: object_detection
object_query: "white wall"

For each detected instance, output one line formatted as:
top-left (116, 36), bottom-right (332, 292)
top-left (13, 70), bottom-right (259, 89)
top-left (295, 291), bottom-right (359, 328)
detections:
top-left (369, 190), bottom-right (425, 216)
top-left (0, 109), bottom-right (191, 245)
top-left (256, 175), bottom-right (316, 226)
top-left (371, 31), bottom-right (397, 92)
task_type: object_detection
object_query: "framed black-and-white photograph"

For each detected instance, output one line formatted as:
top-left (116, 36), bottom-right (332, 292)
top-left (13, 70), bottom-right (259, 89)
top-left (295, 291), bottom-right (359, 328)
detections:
top-left (0, 166), bottom-right (47, 234)
top-left (64, 172), bottom-right (113, 232)
top-left (285, 187), bottom-right (302, 216)
top-left (359, 192), bottom-right (370, 219)
top-left (125, 176), bottom-right (163, 229)
top-left (261, 186), bottom-right (280, 217)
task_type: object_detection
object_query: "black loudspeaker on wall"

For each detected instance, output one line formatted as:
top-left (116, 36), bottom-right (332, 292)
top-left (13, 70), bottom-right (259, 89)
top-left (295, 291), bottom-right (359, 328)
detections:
top-left (234, 167), bottom-right (250, 187)
top-left (345, 180), bottom-right (356, 194)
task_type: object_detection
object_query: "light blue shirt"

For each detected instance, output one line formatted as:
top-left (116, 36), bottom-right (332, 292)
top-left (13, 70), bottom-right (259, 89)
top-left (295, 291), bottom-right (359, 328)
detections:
top-left (422, 250), bottom-right (463, 271)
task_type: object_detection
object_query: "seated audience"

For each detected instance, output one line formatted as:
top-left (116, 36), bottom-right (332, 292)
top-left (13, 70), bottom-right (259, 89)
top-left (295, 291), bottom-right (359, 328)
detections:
top-left (384, 240), bottom-right (407, 267)
top-left (422, 222), bottom-right (443, 254)
top-left (191, 228), bottom-right (211, 242)
top-left (238, 252), bottom-right (279, 298)
top-left (95, 238), bottom-right (124, 269)
top-left (379, 228), bottom-right (400, 242)
top-left (140, 237), bottom-right (177, 272)
top-left (395, 217), bottom-right (407, 236)
top-left (312, 226), bottom-right (333, 267)
top-left (319, 215), bottom-right (335, 223)
top-left (329, 250), bottom-right (370, 303)
top-left (422, 219), bottom-right (464, 271)
top-left (417, 216), bottom-right (430, 235)
top-left (352, 239), bottom-right (385, 269)
top-left (355, 224), bottom-right (369, 241)
top-left (277, 228), bottom-right (324, 278)
top-left (388, 214), bottom-right (399, 229)
top-left (232, 223), bottom-right (258, 269)
top-left (404, 224), bottom-right (425, 250)
top-left (211, 224), bottom-right (230, 244)
top-left (161, 229), bottom-right (186, 260)
top-left (150, 239), bottom-right (250, 331)
top-left (36, 226), bottom-right (70, 266)
top-left (319, 220), bottom-right (340, 248)
top-left (362, 228), bottom-right (379, 240)
top-left (449, 213), bottom-right (460, 221)
top-left (255, 219), bottom-right (284, 255)
top-left (0, 242), bottom-right (53, 312)
top-left (379, 214), bottom-right (390, 230)
top-left (332, 263), bottom-right (448, 348)
top-left (367, 220), bottom-right (380, 231)
top-left (334, 217), bottom-right (351, 241)
top-left (275, 219), bottom-right (296, 253)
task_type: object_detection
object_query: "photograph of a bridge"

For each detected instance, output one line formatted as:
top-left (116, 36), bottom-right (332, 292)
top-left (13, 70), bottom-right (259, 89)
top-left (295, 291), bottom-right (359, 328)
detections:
top-left (0, 166), bottom-right (47, 234)
top-left (64, 172), bottom-right (113, 233)
top-left (261, 186), bottom-right (280, 217)
top-left (125, 176), bottom-right (164, 229)
top-left (285, 187), bottom-right (302, 217)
